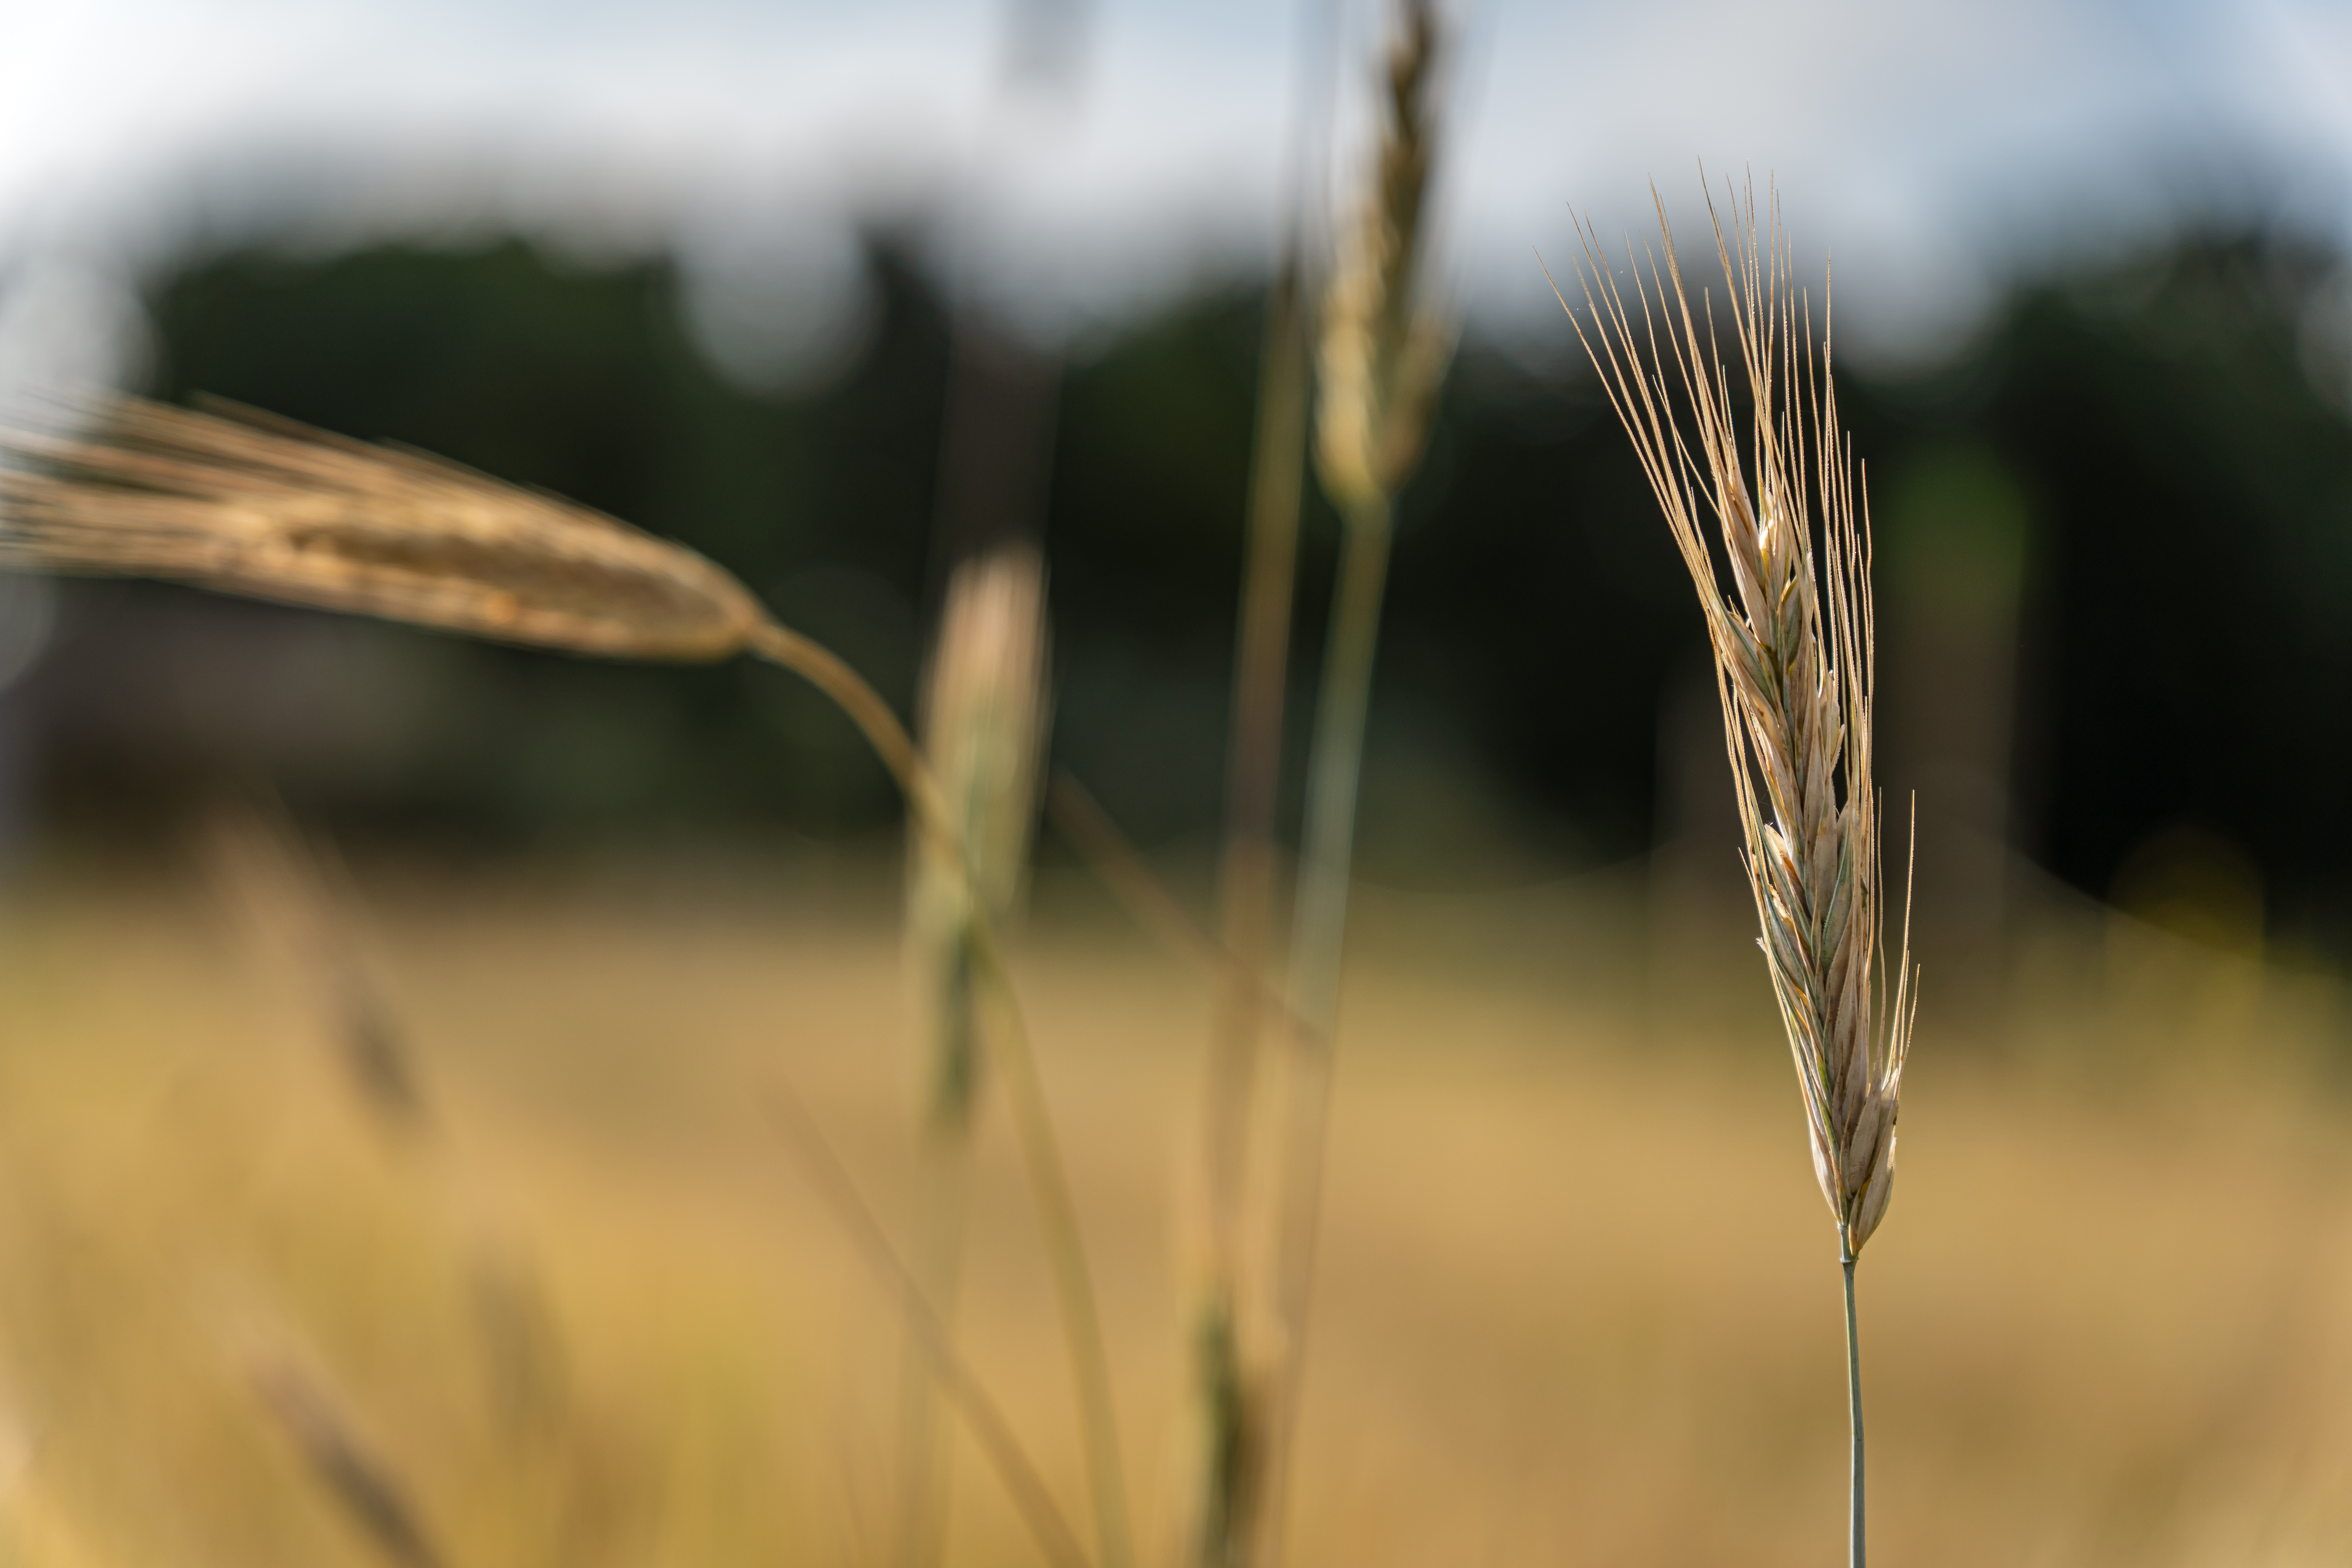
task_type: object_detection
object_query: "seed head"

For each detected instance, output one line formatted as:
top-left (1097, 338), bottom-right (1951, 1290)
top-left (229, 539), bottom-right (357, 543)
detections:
top-left (1314, 0), bottom-right (1454, 512)
top-left (0, 397), bottom-right (766, 661)
top-left (908, 542), bottom-right (1053, 1129)
top-left (1563, 180), bottom-right (1919, 1254)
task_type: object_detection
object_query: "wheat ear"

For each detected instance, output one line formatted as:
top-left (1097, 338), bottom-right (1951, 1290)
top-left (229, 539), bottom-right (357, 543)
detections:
top-left (1559, 177), bottom-right (1918, 1568)
top-left (0, 398), bottom-right (764, 660)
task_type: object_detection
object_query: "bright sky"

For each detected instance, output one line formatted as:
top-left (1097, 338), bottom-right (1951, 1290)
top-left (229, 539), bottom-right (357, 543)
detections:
top-left (0, 0), bottom-right (2347, 396)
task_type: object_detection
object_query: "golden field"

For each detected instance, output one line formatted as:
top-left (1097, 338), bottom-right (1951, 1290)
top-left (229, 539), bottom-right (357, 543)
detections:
top-left (0, 851), bottom-right (2345, 1567)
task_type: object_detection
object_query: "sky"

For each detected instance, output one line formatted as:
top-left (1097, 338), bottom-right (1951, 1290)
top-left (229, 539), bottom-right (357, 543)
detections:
top-left (0, 0), bottom-right (2348, 399)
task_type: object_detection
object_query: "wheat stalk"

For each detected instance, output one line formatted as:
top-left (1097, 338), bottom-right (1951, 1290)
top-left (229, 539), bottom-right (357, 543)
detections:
top-left (1559, 177), bottom-right (1918, 1568)
top-left (1224, 5), bottom-right (1453, 1564)
top-left (897, 542), bottom-right (1059, 1568)
top-left (1312, 0), bottom-right (1452, 517)
top-left (1188, 261), bottom-right (1307, 1568)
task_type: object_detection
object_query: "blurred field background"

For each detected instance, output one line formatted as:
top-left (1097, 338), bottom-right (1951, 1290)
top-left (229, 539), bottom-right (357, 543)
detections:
top-left (2, 856), bottom-right (2350, 1567)
top-left (4, 0), bottom-right (2352, 1563)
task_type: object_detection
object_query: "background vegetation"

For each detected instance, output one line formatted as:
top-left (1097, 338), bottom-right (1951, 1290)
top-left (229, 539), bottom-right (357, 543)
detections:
top-left (17, 221), bottom-right (2351, 959)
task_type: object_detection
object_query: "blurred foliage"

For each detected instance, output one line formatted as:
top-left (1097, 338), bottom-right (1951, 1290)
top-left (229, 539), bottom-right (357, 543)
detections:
top-left (13, 225), bottom-right (2352, 948)
top-left (1969, 237), bottom-right (2352, 954)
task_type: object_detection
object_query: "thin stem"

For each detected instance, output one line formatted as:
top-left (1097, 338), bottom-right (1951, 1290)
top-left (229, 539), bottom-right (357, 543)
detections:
top-left (1203, 250), bottom-right (1310, 1309)
top-left (964, 920), bottom-right (1135, 1568)
top-left (1841, 1230), bottom-right (1865, 1568)
top-left (891, 1111), bottom-right (976, 1568)
top-left (767, 1084), bottom-right (1095, 1568)
top-left (749, 621), bottom-right (1134, 1568)
top-left (1285, 501), bottom-right (1392, 1046)
top-left (1045, 770), bottom-right (1315, 1056)
top-left (1046, 771), bottom-right (1230, 978)
top-left (1258, 491), bottom-right (1395, 1565)
top-left (895, 795), bottom-right (993, 1568)
top-left (750, 621), bottom-right (947, 836)
top-left (1192, 251), bottom-right (1310, 1568)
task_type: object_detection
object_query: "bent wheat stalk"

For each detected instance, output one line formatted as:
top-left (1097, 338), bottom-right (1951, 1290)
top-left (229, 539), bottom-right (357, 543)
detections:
top-left (1560, 181), bottom-right (1918, 1568)
top-left (0, 395), bottom-right (1129, 1568)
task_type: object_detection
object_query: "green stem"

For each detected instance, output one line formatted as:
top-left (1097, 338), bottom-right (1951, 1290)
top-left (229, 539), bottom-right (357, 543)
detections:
top-left (1841, 1230), bottom-right (1864, 1568)
top-left (1258, 491), bottom-right (1394, 1564)
top-left (1192, 254), bottom-right (1310, 1568)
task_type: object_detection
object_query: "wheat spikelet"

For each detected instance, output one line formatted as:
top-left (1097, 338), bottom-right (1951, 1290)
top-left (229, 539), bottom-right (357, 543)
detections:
top-left (909, 541), bottom-right (1053, 1134)
top-left (1563, 181), bottom-right (1918, 1255)
top-left (0, 397), bottom-right (765, 661)
top-left (1313, 0), bottom-right (1453, 513)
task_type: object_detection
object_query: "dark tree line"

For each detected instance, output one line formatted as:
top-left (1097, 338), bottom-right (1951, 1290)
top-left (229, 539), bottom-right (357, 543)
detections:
top-left (16, 223), bottom-right (2352, 954)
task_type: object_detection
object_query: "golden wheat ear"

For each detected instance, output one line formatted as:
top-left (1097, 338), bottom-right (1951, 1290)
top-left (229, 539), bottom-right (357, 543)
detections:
top-left (1314, 0), bottom-right (1453, 514)
top-left (915, 542), bottom-right (1053, 931)
top-left (1561, 174), bottom-right (1920, 1568)
top-left (1562, 179), bottom-right (1915, 1255)
top-left (0, 395), bottom-right (766, 661)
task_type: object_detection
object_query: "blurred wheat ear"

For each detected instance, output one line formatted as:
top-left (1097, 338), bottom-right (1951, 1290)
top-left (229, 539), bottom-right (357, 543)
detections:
top-left (1312, 0), bottom-right (1453, 515)
top-left (200, 800), bottom-right (432, 1137)
top-left (1561, 176), bottom-right (1919, 1568)
top-left (897, 541), bottom-right (1056, 1568)
top-left (212, 1293), bottom-right (450, 1568)
top-left (200, 799), bottom-right (574, 1448)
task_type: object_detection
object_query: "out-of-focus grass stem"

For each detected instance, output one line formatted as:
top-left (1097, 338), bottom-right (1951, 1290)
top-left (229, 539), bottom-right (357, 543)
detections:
top-left (1251, 2), bottom-right (1446, 1558)
top-left (768, 1083), bottom-right (1096, 1568)
top-left (895, 547), bottom-right (1051, 1568)
top-left (1192, 249), bottom-right (1311, 1567)
top-left (1255, 487), bottom-right (1391, 1565)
